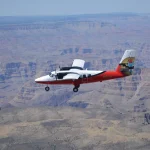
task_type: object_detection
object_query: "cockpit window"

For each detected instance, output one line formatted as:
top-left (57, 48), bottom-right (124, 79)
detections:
top-left (49, 73), bottom-right (54, 77)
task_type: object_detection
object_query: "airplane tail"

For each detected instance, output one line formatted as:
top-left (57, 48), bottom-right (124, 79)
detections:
top-left (116, 49), bottom-right (136, 76)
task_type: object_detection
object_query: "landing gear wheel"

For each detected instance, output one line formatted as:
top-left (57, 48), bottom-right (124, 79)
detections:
top-left (73, 87), bottom-right (78, 92)
top-left (45, 86), bottom-right (50, 91)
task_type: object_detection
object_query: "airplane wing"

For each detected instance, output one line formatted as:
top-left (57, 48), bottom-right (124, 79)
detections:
top-left (72, 59), bottom-right (85, 70)
top-left (63, 73), bottom-right (80, 80)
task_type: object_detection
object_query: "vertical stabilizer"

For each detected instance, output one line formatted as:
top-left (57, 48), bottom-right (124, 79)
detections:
top-left (116, 49), bottom-right (136, 75)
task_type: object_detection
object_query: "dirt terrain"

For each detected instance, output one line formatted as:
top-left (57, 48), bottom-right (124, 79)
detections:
top-left (0, 13), bottom-right (150, 149)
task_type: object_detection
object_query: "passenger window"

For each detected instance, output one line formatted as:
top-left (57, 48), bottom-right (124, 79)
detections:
top-left (88, 74), bottom-right (91, 77)
top-left (83, 75), bottom-right (86, 78)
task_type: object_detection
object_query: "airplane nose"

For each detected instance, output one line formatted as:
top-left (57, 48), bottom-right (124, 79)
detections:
top-left (35, 78), bottom-right (40, 82)
top-left (35, 75), bottom-right (51, 83)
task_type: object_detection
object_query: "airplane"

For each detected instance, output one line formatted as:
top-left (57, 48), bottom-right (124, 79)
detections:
top-left (35, 49), bottom-right (136, 92)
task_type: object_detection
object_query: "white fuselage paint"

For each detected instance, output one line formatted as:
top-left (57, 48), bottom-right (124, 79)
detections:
top-left (35, 70), bottom-right (103, 82)
top-left (52, 69), bottom-right (103, 75)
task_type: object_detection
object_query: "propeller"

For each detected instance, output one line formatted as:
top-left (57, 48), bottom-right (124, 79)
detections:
top-left (55, 64), bottom-right (61, 80)
top-left (55, 68), bottom-right (57, 80)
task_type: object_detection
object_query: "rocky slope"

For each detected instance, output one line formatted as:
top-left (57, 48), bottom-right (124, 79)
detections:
top-left (0, 106), bottom-right (150, 150)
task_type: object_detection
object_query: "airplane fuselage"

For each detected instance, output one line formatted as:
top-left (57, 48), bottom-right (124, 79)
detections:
top-left (35, 69), bottom-right (125, 86)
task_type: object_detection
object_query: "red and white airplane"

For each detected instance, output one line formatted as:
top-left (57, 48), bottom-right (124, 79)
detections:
top-left (35, 49), bottom-right (135, 92)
